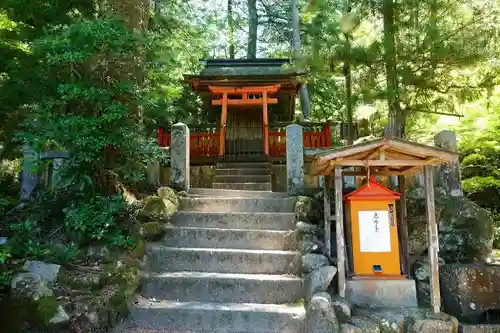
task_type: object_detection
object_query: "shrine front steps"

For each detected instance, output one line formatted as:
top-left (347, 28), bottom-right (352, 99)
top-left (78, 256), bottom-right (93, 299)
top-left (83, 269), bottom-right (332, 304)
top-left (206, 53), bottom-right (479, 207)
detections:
top-left (123, 300), bottom-right (305, 333)
top-left (145, 245), bottom-right (300, 275)
top-left (213, 182), bottom-right (272, 191)
top-left (141, 272), bottom-right (303, 304)
top-left (187, 187), bottom-right (287, 198)
top-left (179, 197), bottom-right (296, 213)
top-left (171, 211), bottom-right (295, 230)
top-left (160, 225), bottom-right (295, 250)
top-left (122, 189), bottom-right (305, 333)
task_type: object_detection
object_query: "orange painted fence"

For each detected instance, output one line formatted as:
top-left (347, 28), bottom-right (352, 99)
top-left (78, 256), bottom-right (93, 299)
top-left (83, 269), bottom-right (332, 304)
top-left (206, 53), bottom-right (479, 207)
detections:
top-left (268, 121), bottom-right (333, 157)
top-left (158, 121), bottom-right (335, 159)
top-left (157, 127), bottom-right (219, 158)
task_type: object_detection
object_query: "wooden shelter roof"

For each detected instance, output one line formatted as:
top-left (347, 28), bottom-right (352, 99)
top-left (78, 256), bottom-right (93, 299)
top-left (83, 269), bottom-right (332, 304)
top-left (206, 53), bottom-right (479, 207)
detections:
top-left (308, 136), bottom-right (459, 177)
top-left (184, 58), bottom-right (303, 94)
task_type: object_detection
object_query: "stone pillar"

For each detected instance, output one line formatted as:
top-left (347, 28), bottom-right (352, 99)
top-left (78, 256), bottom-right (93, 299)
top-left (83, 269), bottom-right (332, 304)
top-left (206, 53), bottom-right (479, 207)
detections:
top-left (434, 130), bottom-right (462, 198)
top-left (51, 158), bottom-right (64, 189)
top-left (20, 145), bottom-right (37, 201)
top-left (170, 122), bottom-right (190, 191)
top-left (147, 163), bottom-right (160, 187)
top-left (286, 124), bottom-right (304, 195)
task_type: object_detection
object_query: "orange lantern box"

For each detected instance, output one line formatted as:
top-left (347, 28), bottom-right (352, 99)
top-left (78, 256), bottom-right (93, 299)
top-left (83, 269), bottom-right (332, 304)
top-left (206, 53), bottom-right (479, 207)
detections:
top-left (344, 176), bottom-right (402, 278)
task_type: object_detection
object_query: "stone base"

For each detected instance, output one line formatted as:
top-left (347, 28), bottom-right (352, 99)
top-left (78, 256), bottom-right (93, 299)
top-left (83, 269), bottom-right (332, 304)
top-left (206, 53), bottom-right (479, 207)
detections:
top-left (460, 324), bottom-right (500, 333)
top-left (346, 279), bottom-right (418, 308)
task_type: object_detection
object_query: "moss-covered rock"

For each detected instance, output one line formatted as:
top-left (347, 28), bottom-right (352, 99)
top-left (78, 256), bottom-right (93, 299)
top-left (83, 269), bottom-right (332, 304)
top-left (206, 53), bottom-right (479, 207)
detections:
top-left (295, 196), bottom-right (322, 225)
top-left (35, 295), bottom-right (59, 324)
top-left (438, 196), bottom-right (493, 263)
top-left (58, 267), bottom-right (102, 290)
top-left (157, 186), bottom-right (179, 206)
top-left (138, 195), bottom-right (177, 220)
top-left (140, 221), bottom-right (166, 241)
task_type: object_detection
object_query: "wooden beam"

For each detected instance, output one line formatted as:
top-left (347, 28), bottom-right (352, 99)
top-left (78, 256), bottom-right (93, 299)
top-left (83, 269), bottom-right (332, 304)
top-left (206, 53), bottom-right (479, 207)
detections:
top-left (212, 97), bottom-right (279, 106)
top-left (424, 165), bottom-right (441, 314)
top-left (263, 91), bottom-right (269, 156)
top-left (398, 176), bottom-right (410, 276)
top-left (335, 166), bottom-right (346, 298)
top-left (208, 84), bottom-right (282, 94)
top-left (330, 158), bottom-right (440, 167)
top-left (324, 175), bottom-right (332, 259)
top-left (219, 93), bottom-right (228, 157)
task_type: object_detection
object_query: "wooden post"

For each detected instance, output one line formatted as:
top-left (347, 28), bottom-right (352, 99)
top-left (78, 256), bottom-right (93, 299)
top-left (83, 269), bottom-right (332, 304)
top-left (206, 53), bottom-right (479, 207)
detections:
top-left (263, 91), bottom-right (269, 156)
top-left (398, 175), bottom-right (410, 275)
top-left (219, 93), bottom-right (228, 157)
top-left (20, 145), bottom-right (37, 201)
top-left (424, 165), bottom-right (441, 313)
top-left (324, 175), bottom-right (332, 258)
top-left (325, 120), bottom-right (333, 147)
top-left (335, 165), bottom-right (346, 297)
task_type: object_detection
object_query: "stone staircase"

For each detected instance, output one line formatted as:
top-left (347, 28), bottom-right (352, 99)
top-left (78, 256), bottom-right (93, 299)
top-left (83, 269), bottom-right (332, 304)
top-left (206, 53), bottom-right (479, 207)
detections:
top-left (213, 162), bottom-right (272, 191)
top-left (119, 169), bottom-right (306, 333)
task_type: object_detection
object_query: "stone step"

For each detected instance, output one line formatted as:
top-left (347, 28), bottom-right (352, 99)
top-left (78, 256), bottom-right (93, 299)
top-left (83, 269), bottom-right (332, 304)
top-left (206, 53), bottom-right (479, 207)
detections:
top-left (146, 246), bottom-right (300, 274)
top-left (214, 175), bottom-right (272, 183)
top-left (212, 182), bottom-right (272, 191)
top-left (217, 162), bottom-right (271, 169)
top-left (162, 226), bottom-right (295, 251)
top-left (141, 272), bottom-right (303, 304)
top-left (188, 188), bottom-right (288, 199)
top-left (171, 211), bottom-right (295, 230)
top-left (129, 299), bottom-right (305, 333)
top-left (215, 168), bottom-right (271, 176)
top-left (179, 197), bottom-right (296, 213)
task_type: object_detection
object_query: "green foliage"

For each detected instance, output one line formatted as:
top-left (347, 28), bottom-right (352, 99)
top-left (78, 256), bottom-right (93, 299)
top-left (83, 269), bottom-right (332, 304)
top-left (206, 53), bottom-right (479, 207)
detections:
top-left (63, 196), bottom-right (135, 247)
top-left (459, 91), bottom-right (500, 248)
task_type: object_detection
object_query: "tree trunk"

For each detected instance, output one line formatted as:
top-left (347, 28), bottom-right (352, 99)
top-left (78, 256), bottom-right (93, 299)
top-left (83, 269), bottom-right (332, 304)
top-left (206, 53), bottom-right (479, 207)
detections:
top-left (247, 0), bottom-right (257, 59)
top-left (228, 0), bottom-right (235, 59)
top-left (343, 2), bottom-right (354, 144)
top-left (292, 0), bottom-right (311, 119)
top-left (382, 0), bottom-right (404, 137)
top-left (105, 0), bottom-right (150, 124)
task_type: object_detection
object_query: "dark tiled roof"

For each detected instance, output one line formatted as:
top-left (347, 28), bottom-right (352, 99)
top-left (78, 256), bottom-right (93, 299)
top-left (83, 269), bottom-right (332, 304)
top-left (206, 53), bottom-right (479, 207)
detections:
top-left (192, 58), bottom-right (304, 78)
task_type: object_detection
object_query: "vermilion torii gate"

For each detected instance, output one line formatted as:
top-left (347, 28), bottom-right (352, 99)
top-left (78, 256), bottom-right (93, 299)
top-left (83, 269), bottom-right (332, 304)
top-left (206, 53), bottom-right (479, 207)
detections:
top-left (208, 84), bottom-right (281, 158)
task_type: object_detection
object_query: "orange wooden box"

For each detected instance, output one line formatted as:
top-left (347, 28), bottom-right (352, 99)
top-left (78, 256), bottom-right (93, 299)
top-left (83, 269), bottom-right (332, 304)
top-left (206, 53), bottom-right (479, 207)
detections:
top-left (344, 177), bottom-right (402, 278)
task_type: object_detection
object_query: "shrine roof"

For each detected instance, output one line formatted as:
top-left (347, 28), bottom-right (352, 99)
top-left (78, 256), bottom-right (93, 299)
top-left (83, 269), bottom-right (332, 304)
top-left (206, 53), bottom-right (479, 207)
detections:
top-left (184, 58), bottom-right (304, 81)
top-left (308, 136), bottom-right (459, 177)
top-left (344, 176), bottom-right (401, 201)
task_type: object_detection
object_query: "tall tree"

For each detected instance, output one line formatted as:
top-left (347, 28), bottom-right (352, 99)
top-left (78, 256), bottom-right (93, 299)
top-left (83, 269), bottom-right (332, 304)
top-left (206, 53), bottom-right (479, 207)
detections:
top-left (247, 0), bottom-right (258, 58)
top-left (292, 0), bottom-right (311, 119)
top-left (228, 0), bottom-right (236, 59)
top-left (382, 0), bottom-right (403, 137)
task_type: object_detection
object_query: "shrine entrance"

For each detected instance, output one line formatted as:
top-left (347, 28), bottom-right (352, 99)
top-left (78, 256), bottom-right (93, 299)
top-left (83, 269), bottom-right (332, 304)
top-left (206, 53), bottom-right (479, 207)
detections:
top-left (208, 84), bottom-right (280, 160)
top-left (225, 109), bottom-right (264, 161)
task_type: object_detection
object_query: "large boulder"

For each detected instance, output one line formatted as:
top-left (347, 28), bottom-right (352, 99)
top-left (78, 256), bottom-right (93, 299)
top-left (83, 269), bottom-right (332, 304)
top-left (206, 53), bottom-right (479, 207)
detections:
top-left (157, 186), bottom-right (179, 206)
top-left (304, 265), bottom-right (337, 301)
top-left (306, 292), bottom-right (340, 333)
top-left (411, 256), bottom-right (446, 308)
top-left (301, 254), bottom-right (330, 274)
top-left (438, 196), bottom-right (493, 263)
top-left (11, 272), bottom-right (53, 300)
top-left (138, 195), bottom-right (178, 221)
top-left (440, 264), bottom-right (500, 323)
top-left (295, 196), bottom-right (323, 225)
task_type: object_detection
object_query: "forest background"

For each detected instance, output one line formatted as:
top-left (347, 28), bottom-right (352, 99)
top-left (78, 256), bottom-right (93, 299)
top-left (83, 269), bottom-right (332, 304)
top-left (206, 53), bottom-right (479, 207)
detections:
top-left (0, 0), bottom-right (499, 287)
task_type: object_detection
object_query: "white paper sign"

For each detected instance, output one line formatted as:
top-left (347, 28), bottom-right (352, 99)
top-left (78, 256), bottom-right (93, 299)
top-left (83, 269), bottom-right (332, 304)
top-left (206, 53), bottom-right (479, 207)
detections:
top-left (358, 210), bottom-right (391, 253)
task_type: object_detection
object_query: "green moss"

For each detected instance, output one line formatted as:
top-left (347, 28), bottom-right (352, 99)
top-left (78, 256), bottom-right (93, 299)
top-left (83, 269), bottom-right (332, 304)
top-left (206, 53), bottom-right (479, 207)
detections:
top-left (36, 295), bottom-right (58, 324)
top-left (58, 267), bottom-right (101, 290)
top-left (157, 186), bottom-right (179, 206)
top-left (131, 239), bottom-right (146, 259)
top-left (140, 221), bottom-right (166, 241)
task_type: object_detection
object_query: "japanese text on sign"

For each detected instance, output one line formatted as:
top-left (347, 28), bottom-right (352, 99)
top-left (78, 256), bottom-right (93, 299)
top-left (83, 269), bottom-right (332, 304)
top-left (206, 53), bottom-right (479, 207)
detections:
top-left (358, 210), bottom-right (391, 253)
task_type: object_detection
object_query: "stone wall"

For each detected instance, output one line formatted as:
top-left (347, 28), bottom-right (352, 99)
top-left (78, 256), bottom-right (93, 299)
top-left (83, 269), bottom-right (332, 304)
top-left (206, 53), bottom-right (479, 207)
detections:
top-left (160, 166), bottom-right (216, 189)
